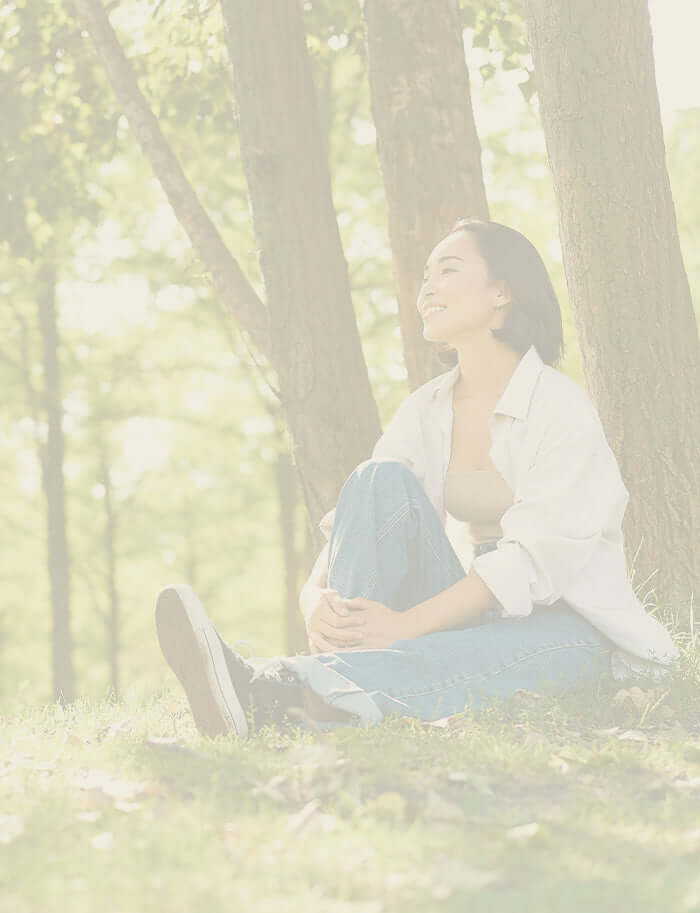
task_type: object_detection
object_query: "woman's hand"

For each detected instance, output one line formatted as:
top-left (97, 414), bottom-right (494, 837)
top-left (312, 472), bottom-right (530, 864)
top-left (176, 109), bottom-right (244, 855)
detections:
top-left (305, 587), bottom-right (367, 654)
top-left (332, 597), bottom-right (412, 650)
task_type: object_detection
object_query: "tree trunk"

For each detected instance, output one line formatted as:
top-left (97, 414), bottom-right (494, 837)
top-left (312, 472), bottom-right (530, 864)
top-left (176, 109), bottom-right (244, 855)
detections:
top-left (76, 0), bottom-right (383, 555)
top-left (37, 262), bottom-right (74, 704)
top-left (524, 0), bottom-right (700, 613)
top-left (98, 438), bottom-right (120, 700)
top-left (363, 0), bottom-right (489, 389)
top-left (220, 0), bottom-right (382, 549)
top-left (274, 451), bottom-right (306, 655)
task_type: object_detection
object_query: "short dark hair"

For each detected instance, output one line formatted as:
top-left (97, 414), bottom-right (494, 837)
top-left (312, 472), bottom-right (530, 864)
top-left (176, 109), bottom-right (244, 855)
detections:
top-left (434, 219), bottom-right (564, 367)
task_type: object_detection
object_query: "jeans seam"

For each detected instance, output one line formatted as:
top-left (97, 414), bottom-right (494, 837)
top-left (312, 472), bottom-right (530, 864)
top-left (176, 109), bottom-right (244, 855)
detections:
top-left (359, 502), bottom-right (412, 598)
top-left (376, 501), bottom-right (411, 544)
top-left (392, 639), bottom-right (609, 700)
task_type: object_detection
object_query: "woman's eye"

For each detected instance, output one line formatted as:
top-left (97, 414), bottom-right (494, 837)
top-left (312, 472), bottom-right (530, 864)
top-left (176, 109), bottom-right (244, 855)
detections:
top-left (421, 268), bottom-right (456, 285)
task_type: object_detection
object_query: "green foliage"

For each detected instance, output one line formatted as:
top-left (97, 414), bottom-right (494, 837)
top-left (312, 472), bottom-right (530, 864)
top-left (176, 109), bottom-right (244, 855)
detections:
top-left (0, 0), bottom-right (122, 258)
top-left (460, 0), bottom-right (534, 102)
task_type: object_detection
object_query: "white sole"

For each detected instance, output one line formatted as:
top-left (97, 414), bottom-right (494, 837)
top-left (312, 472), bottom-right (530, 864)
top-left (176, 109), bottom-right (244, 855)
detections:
top-left (155, 584), bottom-right (248, 739)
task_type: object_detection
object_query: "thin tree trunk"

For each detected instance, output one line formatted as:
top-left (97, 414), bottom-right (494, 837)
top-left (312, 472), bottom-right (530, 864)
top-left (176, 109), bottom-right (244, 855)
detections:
top-left (275, 451), bottom-right (306, 655)
top-left (363, 0), bottom-right (489, 389)
top-left (37, 262), bottom-right (73, 704)
top-left (98, 438), bottom-right (120, 700)
top-left (524, 0), bottom-right (700, 613)
top-left (75, 0), bottom-right (383, 554)
top-left (72, 0), bottom-right (269, 358)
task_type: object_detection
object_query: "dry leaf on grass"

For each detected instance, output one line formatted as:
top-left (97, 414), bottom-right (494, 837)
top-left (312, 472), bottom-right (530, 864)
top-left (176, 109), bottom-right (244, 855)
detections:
top-left (0, 815), bottom-right (24, 844)
top-left (618, 730), bottom-right (648, 743)
top-left (613, 687), bottom-right (651, 712)
top-left (145, 736), bottom-right (208, 759)
top-left (514, 689), bottom-right (543, 703)
top-left (548, 755), bottom-right (570, 774)
top-left (505, 821), bottom-right (540, 841)
top-left (75, 811), bottom-right (102, 823)
top-left (90, 831), bottom-right (114, 850)
top-left (99, 718), bottom-right (135, 742)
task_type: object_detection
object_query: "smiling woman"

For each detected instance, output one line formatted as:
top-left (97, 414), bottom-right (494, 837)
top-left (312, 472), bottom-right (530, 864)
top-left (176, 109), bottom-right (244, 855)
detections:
top-left (154, 220), bottom-right (679, 740)
top-left (422, 219), bottom-right (563, 371)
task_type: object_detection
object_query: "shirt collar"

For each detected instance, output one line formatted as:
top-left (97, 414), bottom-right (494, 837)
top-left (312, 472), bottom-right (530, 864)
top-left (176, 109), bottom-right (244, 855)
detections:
top-left (431, 345), bottom-right (545, 421)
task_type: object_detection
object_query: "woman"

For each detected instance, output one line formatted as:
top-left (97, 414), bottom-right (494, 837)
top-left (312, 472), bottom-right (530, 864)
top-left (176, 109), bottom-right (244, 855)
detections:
top-left (155, 219), bottom-right (679, 740)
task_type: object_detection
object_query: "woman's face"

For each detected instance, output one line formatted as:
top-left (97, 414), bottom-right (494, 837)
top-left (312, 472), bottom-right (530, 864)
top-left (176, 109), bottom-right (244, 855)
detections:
top-left (416, 231), bottom-right (507, 343)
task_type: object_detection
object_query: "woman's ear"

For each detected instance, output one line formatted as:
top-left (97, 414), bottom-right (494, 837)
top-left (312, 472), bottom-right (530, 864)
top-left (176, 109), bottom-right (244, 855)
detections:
top-left (494, 280), bottom-right (512, 308)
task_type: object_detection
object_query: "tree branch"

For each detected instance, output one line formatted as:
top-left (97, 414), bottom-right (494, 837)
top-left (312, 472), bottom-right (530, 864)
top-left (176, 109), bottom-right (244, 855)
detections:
top-left (71, 0), bottom-right (272, 363)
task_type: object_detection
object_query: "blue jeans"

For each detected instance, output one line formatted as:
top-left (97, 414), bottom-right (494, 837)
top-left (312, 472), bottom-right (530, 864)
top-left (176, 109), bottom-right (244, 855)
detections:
top-left (278, 460), bottom-right (612, 725)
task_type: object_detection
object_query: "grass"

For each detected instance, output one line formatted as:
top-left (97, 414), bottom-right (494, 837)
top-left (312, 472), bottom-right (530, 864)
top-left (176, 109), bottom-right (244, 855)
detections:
top-left (1, 625), bottom-right (699, 913)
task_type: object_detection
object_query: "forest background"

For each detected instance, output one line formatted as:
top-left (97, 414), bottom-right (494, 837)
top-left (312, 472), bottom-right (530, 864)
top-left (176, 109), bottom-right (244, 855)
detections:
top-left (2, 0), bottom-right (699, 711)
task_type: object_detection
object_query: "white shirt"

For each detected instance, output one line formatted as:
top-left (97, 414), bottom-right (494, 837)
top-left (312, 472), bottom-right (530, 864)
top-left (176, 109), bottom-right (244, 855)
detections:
top-left (319, 345), bottom-right (679, 680)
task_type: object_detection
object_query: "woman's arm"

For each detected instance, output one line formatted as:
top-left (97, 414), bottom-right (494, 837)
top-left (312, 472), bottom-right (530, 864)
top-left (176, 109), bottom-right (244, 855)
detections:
top-left (401, 570), bottom-right (497, 638)
top-left (472, 409), bottom-right (626, 618)
top-left (298, 541), bottom-right (330, 623)
top-left (361, 412), bottom-right (618, 642)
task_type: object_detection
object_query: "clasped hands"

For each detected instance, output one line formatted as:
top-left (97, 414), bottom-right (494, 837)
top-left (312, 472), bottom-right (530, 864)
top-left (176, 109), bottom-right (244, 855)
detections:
top-left (305, 587), bottom-right (411, 653)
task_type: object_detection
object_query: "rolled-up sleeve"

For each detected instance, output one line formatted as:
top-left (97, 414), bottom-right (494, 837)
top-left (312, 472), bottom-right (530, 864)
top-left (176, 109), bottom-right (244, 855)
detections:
top-left (318, 393), bottom-right (424, 542)
top-left (472, 412), bottom-right (628, 618)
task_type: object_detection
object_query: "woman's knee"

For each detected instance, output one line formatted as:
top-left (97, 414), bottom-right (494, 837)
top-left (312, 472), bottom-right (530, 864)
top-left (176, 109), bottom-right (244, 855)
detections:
top-left (353, 458), bottom-right (416, 489)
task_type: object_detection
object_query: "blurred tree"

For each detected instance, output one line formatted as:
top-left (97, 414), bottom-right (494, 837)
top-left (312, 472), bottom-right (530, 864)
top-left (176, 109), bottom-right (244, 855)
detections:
top-left (524, 0), bottom-right (700, 614)
top-left (36, 263), bottom-right (73, 703)
top-left (74, 0), bottom-right (384, 559)
top-left (363, 0), bottom-right (489, 388)
top-left (0, 0), bottom-right (123, 702)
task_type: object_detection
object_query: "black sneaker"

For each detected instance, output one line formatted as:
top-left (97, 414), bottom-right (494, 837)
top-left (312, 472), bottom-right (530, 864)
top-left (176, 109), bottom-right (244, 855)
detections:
top-left (155, 584), bottom-right (249, 739)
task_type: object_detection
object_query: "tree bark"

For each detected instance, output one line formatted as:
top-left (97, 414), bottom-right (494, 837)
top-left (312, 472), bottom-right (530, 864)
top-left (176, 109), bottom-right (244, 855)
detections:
top-left (363, 0), bottom-right (489, 389)
top-left (524, 0), bottom-right (700, 613)
top-left (37, 262), bottom-right (74, 704)
top-left (98, 438), bottom-right (120, 700)
top-left (220, 0), bottom-right (382, 548)
top-left (75, 0), bottom-right (383, 555)
top-left (274, 451), bottom-right (306, 655)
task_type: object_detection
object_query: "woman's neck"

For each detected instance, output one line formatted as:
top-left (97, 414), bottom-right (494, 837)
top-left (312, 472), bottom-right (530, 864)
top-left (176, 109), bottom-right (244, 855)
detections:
top-left (452, 338), bottom-right (522, 400)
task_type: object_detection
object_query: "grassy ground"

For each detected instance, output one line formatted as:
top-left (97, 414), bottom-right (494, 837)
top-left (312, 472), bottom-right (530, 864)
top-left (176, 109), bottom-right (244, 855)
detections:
top-left (2, 635), bottom-right (699, 913)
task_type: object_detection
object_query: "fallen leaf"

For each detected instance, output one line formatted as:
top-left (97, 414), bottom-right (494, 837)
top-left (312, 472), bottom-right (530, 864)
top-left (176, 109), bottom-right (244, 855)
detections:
top-left (613, 687), bottom-right (651, 713)
top-left (0, 815), bottom-right (24, 844)
top-left (505, 821), bottom-right (540, 841)
top-left (113, 800), bottom-right (142, 813)
top-left (674, 777), bottom-right (700, 791)
top-left (285, 799), bottom-right (321, 835)
top-left (146, 737), bottom-right (207, 759)
top-left (421, 718), bottom-right (449, 728)
top-left (90, 831), bottom-right (113, 850)
top-left (102, 718), bottom-right (135, 742)
top-left (75, 811), bottom-right (102, 823)
top-left (548, 755), bottom-right (570, 774)
top-left (251, 774), bottom-right (290, 804)
top-left (592, 726), bottom-right (620, 737)
top-left (618, 730), bottom-right (648, 743)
